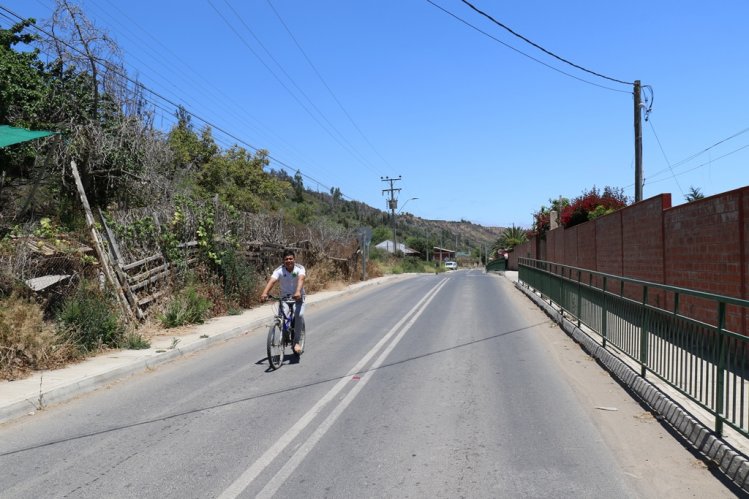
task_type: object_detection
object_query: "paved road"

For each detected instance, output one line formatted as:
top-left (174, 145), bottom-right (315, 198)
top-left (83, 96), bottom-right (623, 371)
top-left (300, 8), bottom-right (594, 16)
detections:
top-left (0, 270), bottom-right (738, 497)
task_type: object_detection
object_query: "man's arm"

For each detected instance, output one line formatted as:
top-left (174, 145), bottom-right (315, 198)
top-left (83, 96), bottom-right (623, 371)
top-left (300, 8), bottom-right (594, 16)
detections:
top-left (260, 277), bottom-right (277, 301)
top-left (293, 274), bottom-right (305, 300)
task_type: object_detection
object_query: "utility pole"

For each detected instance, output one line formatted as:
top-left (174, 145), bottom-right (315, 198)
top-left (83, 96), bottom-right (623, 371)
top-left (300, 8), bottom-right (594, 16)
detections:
top-left (381, 176), bottom-right (401, 255)
top-left (634, 80), bottom-right (643, 203)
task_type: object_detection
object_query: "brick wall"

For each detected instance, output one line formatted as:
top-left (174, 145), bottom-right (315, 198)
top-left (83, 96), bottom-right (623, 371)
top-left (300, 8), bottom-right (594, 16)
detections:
top-left (518, 187), bottom-right (748, 334)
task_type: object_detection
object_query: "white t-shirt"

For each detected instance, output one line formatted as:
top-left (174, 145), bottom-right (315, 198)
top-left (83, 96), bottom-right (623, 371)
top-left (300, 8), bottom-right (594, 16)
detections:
top-left (271, 263), bottom-right (306, 297)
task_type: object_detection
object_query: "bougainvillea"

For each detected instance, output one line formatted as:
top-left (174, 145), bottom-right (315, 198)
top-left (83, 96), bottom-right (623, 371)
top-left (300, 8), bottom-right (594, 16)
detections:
top-left (560, 186), bottom-right (628, 229)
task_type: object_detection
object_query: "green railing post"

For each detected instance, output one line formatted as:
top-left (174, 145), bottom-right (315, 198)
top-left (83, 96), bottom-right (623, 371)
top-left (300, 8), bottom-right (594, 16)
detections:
top-left (715, 301), bottom-right (726, 436)
top-left (640, 286), bottom-right (649, 378)
top-left (577, 269), bottom-right (582, 328)
top-left (602, 276), bottom-right (608, 349)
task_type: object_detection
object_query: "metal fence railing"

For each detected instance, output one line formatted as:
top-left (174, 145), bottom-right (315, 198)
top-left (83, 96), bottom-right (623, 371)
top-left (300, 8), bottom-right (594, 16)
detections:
top-left (518, 257), bottom-right (749, 438)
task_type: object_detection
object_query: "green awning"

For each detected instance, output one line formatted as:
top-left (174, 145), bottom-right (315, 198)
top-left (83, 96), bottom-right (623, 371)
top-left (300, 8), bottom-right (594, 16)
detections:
top-left (0, 125), bottom-right (58, 148)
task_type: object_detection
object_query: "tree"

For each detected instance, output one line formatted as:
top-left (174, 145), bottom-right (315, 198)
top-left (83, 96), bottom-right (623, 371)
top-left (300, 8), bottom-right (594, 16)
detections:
top-left (531, 196), bottom-right (569, 238)
top-left (371, 226), bottom-right (391, 245)
top-left (685, 186), bottom-right (704, 202)
top-left (292, 170), bottom-right (304, 203)
top-left (405, 236), bottom-right (429, 258)
top-left (496, 225), bottom-right (527, 251)
top-left (196, 146), bottom-right (286, 212)
top-left (167, 107), bottom-right (218, 173)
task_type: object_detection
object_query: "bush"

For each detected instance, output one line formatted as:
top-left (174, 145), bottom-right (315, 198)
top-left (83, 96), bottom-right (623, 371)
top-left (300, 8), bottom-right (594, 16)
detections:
top-left (560, 186), bottom-right (628, 229)
top-left (219, 247), bottom-right (258, 308)
top-left (160, 286), bottom-right (212, 328)
top-left (305, 258), bottom-right (346, 293)
top-left (57, 282), bottom-right (125, 353)
top-left (0, 294), bottom-right (76, 380)
top-left (393, 257), bottom-right (425, 274)
top-left (119, 331), bottom-right (151, 349)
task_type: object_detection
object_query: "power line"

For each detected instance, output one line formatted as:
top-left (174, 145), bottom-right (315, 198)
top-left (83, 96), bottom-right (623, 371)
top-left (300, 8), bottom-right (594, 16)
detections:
top-left (644, 143), bottom-right (749, 187)
top-left (0, 4), bottom-right (359, 201)
top-left (221, 0), bottom-right (382, 176)
top-left (425, 0), bottom-right (630, 94)
top-left (266, 0), bottom-right (393, 173)
top-left (89, 0), bottom-right (339, 179)
top-left (647, 125), bottom-right (749, 180)
top-left (458, 0), bottom-right (634, 87)
top-left (207, 0), bottom-right (383, 177)
top-left (647, 119), bottom-right (684, 197)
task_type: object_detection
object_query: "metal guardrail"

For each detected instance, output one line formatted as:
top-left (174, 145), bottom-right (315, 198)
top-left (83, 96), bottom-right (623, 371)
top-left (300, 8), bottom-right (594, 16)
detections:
top-left (486, 259), bottom-right (506, 272)
top-left (518, 257), bottom-right (749, 438)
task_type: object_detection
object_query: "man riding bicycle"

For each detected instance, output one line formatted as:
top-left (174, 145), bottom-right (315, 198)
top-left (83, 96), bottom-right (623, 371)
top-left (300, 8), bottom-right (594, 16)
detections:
top-left (260, 249), bottom-right (306, 354)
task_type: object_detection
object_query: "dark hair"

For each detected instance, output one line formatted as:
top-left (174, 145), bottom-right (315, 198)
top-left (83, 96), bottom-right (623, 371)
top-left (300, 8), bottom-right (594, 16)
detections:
top-left (282, 249), bottom-right (295, 258)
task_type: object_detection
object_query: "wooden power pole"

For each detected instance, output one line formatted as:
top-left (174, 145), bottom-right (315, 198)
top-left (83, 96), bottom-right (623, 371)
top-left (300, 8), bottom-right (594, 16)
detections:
top-left (634, 80), bottom-right (643, 203)
top-left (381, 176), bottom-right (401, 254)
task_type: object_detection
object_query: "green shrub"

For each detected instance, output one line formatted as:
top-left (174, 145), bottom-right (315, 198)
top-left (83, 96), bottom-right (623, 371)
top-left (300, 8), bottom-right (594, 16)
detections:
top-left (57, 283), bottom-right (125, 353)
top-left (393, 257), bottom-right (425, 274)
top-left (120, 331), bottom-right (151, 349)
top-left (160, 287), bottom-right (212, 328)
top-left (219, 247), bottom-right (258, 308)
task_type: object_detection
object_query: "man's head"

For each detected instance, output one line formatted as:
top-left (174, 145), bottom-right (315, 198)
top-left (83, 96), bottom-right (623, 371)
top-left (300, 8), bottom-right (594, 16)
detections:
top-left (282, 249), bottom-right (295, 271)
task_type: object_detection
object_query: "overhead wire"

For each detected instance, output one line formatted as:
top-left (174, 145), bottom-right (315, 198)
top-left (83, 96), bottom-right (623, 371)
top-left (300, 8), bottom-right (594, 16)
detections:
top-left (425, 1), bottom-right (630, 94)
top-left (458, 0), bottom-right (634, 87)
top-left (207, 0), bottom-right (383, 178)
top-left (647, 126), bottom-right (749, 179)
top-left (266, 0), bottom-right (394, 173)
top-left (644, 144), bottom-right (749, 187)
top-left (646, 118), bottom-right (684, 197)
top-left (89, 0), bottom-right (336, 178)
top-left (220, 0), bottom-right (383, 176)
top-left (0, 4), bottom-right (356, 200)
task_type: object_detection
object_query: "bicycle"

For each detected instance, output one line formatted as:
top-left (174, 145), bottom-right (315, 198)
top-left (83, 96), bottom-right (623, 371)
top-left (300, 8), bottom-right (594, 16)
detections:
top-left (266, 294), bottom-right (306, 370)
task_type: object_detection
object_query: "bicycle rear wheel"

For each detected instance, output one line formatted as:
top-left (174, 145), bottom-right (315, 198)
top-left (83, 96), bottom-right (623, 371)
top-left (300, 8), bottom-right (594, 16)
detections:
top-left (267, 324), bottom-right (284, 370)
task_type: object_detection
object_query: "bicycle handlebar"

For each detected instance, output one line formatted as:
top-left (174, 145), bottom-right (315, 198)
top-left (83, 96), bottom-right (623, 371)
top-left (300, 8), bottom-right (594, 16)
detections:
top-left (266, 294), bottom-right (298, 304)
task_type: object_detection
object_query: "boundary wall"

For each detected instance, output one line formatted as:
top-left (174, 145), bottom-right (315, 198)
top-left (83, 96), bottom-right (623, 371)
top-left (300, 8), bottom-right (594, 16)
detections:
top-left (511, 186), bottom-right (749, 333)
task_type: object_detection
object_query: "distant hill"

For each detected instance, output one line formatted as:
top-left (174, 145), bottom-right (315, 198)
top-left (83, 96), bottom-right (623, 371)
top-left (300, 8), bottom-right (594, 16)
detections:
top-left (269, 170), bottom-right (505, 254)
top-left (398, 214), bottom-right (505, 252)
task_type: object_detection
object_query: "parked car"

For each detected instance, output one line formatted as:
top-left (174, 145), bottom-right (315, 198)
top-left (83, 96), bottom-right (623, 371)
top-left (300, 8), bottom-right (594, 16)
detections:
top-left (444, 261), bottom-right (458, 270)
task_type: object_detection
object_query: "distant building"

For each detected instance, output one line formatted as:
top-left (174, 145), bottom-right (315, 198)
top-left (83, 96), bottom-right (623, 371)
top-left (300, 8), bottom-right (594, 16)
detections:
top-left (432, 246), bottom-right (456, 261)
top-left (375, 240), bottom-right (420, 256)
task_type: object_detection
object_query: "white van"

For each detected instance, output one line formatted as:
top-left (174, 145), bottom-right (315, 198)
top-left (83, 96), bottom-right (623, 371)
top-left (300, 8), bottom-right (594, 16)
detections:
top-left (444, 261), bottom-right (458, 270)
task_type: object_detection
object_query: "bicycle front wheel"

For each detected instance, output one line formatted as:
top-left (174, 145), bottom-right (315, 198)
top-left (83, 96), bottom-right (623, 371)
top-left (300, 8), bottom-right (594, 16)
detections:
top-left (267, 324), bottom-right (284, 370)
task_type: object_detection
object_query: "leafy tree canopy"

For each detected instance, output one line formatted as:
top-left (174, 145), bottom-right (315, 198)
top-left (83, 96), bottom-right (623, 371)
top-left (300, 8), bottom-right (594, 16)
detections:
top-left (195, 146), bottom-right (287, 212)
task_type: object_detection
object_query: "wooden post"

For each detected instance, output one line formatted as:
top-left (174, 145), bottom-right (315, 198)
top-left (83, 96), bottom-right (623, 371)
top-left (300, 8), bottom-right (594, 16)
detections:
top-left (70, 160), bottom-right (134, 322)
top-left (98, 208), bottom-right (144, 320)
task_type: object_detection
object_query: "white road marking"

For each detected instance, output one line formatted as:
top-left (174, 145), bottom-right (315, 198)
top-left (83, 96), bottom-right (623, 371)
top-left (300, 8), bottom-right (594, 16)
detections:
top-left (218, 279), bottom-right (448, 499)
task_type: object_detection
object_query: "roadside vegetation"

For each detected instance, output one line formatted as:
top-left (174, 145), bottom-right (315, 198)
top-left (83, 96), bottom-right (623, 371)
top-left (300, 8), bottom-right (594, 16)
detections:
top-left (3, 1), bottom-right (609, 381)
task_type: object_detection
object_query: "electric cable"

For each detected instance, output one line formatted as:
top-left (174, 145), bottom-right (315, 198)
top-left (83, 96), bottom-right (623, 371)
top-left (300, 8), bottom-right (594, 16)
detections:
top-left (425, 0), bottom-right (630, 94)
top-left (0, 4), bottom-right (360, 201)
top-left (266, 0), bottom-right (394, 172)
top-left (459, 0), bottom-right (633, 86)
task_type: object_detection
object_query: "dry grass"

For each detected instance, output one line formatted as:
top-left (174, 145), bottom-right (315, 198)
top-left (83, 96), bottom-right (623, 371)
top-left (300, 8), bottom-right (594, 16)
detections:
top-left (305, 259), bottom-right (349, 293)
top-left (0, 294), bottom-right (78, 381)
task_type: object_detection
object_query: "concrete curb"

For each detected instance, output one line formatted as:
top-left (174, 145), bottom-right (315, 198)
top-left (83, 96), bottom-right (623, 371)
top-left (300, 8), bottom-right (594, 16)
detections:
top-left (0, 273), bottom-right (415, 425)
top-left (0, 317), bottom-right (269, 424)
top-left (515, 281), bottom-right (749, 492)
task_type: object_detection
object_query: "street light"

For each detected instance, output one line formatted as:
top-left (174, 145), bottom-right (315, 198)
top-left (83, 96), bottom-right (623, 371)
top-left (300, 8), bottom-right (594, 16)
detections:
top-left (394, 197), bottom-right (418, 255)
top-left (398, 197), bottom-right (419, 214)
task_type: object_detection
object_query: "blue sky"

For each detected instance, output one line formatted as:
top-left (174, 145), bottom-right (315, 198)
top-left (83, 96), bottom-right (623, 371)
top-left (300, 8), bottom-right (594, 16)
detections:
top-left (3, 0), bottom-right (748, 228)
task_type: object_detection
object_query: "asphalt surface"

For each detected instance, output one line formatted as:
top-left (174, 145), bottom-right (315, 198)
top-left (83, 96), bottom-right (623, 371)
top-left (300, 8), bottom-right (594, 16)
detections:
top-left (3, 269), bottom-right (749, 494)
top-left (0, 272), bottom-right (441, 425)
